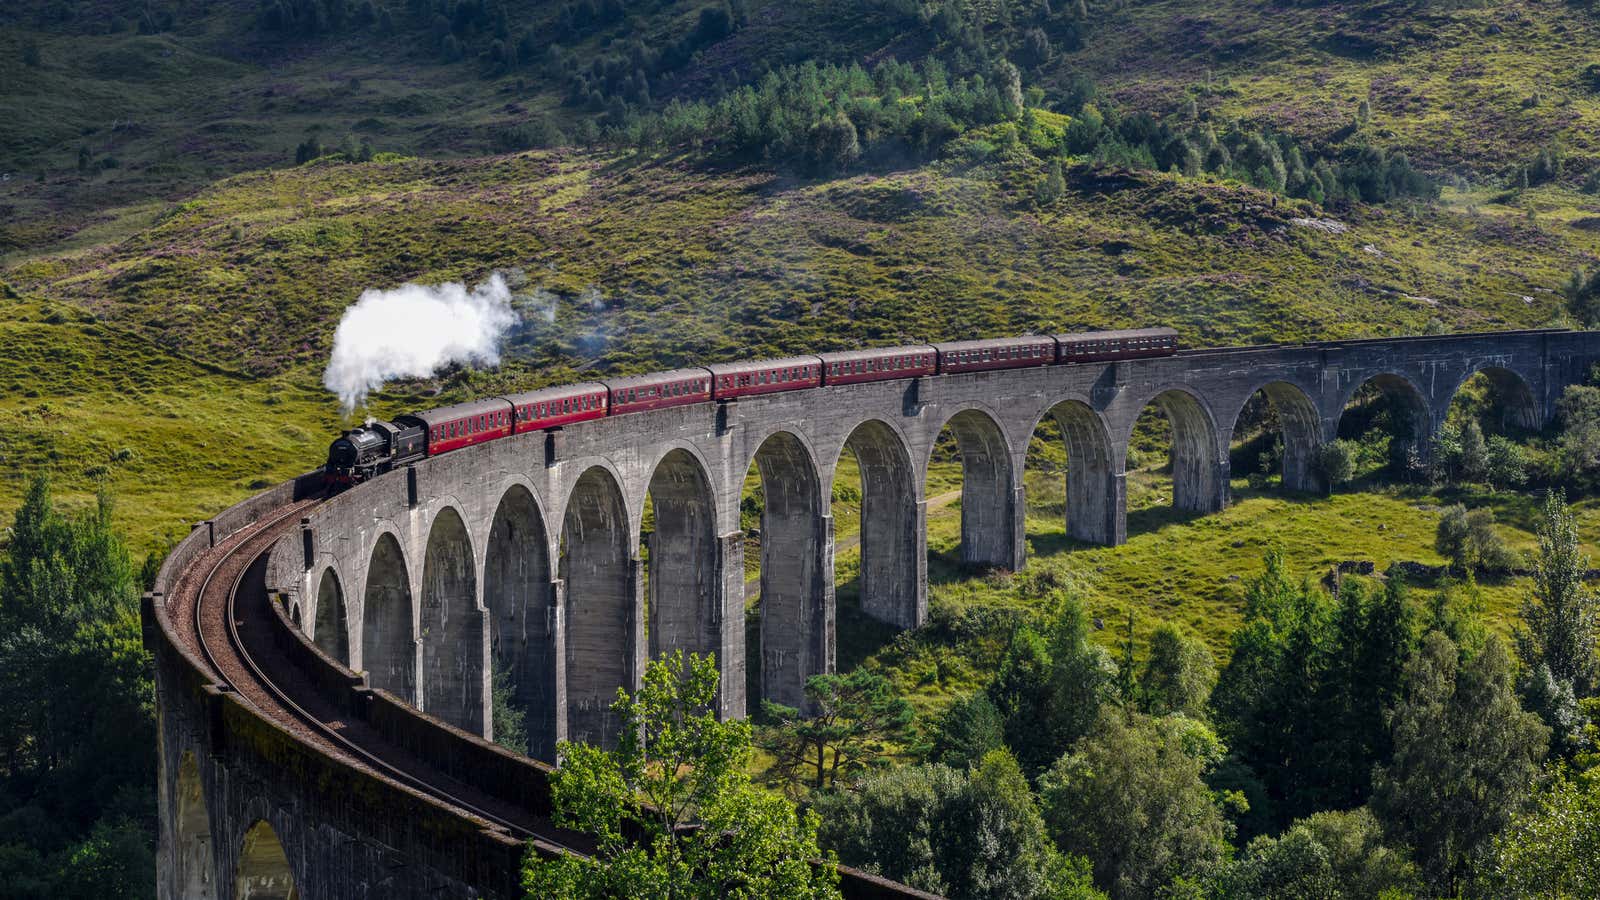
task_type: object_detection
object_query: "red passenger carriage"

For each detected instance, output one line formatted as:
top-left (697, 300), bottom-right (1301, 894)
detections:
top-left (819, 346), bottom-right (937, 385)
top-left (708, 356), bottom-right (823, 399)
top-left (399, 398), bottom-right (515, 455)
top-left (504, 383), bottom-right (609, 434)
top-left (604, 368), bottom-right (714, 415)
top-left (933, 336), bottom-right (1056, 374)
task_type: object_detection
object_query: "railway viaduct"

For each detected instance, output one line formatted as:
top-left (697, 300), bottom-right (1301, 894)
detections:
top-left (149, 328), bottom-right (1600, 899)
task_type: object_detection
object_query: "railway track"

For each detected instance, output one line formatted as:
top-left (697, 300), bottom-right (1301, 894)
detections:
top-left (185, 499), bottom-right (586, 854)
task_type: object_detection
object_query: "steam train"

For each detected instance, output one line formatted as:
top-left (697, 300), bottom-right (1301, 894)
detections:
top-left (324, 327), bottom-right (1179, 484)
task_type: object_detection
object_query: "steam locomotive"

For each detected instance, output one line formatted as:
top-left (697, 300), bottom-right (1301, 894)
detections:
top-left (324, 327), bottom-right (1179, 484)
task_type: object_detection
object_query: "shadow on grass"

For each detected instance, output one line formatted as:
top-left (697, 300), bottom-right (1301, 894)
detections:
top-left (835, 576), bottom-right (900, 674)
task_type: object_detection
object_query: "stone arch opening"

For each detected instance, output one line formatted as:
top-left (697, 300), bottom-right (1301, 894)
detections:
top-left (1124, 388), bottom-right (1225, 524)
top-left (744, 431), bottom-right (831, 711)
top-left (928, 408), bottom-right (1017, 571)
top-left (1446, 366), bottom-right (1541, 434)
top-left (176, 751), bottom-right (217, 900)
top-left (235, 820), bottom-right (297, 900)
top-left (645, 449), bottom-right (719, 665)
top-left (361, 533), bottom-right (416, 702)
top-left (1026, 400), bottom-right (1119, 546)
top-left (561, 466), bottom-right (636, 748)
top-left (837, 420), bottom-right (921, 631)
top-left (484, 484), bottom-right (552, 758)
top-left (313, 568), bottom-right (348, 664)
top-left (421, 506), bottom-right (485, 734)
top-left (1337, 373), bottom-right (1431, 481)
top-left (1229, 382), bottom-right (1323, 494)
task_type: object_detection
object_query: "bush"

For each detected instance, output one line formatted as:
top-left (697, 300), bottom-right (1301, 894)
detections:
top-left (1435, 505), bottom-right (1520, 575)
top-left (1315, 440), bottom-right (1356, 491)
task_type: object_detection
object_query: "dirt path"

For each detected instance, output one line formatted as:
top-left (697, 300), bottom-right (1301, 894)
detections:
top-left (744, 487), bottom-right (963, 598)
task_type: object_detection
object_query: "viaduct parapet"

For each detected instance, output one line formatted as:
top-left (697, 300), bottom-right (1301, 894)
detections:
top-left (150, 328), bottom-right (1600, 899)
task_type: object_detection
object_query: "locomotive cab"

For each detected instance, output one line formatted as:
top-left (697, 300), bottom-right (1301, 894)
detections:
top-left (325, 421), bottom-right (413, 485)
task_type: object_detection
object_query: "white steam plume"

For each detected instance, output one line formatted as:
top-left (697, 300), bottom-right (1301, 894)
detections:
top-left (322, 274), bottom-right (516, 414)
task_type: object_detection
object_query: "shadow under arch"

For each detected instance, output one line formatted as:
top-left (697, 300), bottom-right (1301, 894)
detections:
top-left (840, 419), bottom-right (922, 630)
top-left (1230, 380), bottom-right (1324, 494)
top-left (361, 532), bottom-right (416, 703)
top-left (1338, 372), bottom-right (1432, 474)
top-left (177, 751), bottom-right (217, 900)
top-left (235, 820), bottom-right (297, 900)
top-left (1126, 386), bottom-right (1226, 517)
top-left (747, 430), bottom-right (832, 711)
top-left (645, 448), bottom-right (720, 664)
top-left (421, 505), bottom-right (485, 735)
top-left (1447, 365), bottom-right (1541, 432)
top-left (932, 407), bottom-right (1017, 570)
top-left (562, 466), bottom-right (636, 748)
top-left (313, 567), bottom-right (348, 664)
top-left (484, 483), bottom-right (553, 758)
top-left (1035, 399), bottom-right (1120, 546)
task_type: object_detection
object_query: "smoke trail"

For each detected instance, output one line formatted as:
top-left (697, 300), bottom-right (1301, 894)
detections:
top-left (322, 274), bottom-right (517, 414)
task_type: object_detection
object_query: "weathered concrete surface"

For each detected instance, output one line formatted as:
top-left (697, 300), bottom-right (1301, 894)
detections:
top-left (282, 329), bottom-right (1600, 753)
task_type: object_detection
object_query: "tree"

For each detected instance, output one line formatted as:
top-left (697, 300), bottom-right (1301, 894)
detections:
top-left (524, 651), bottom-right (838, 899)
top-left (816, 752), bottom-right (1104, 900)
top-left (1435, 504), bottom-right (1519, 575)
top-left (1484, 435), bottom-right (1528, 490)
top-left (1371, 633), bottom-right (1548, 895)
top-left (805, 112), bottom-right (859, 174)
top-left (1478, 771), bottom-right (1600, 898)
top-left (1314, 440), bottom-right (1355, 491)
top-left (1459, 420), bottom-right (1488, 482)
top-left (759, 668), bottom-right (913, 797)
top-left (1035, 159), bottom-right (1065, 206)
top-left (1205, 807), bottom-right (1420, 900)
top-left (1517, 490), bottom-right (1600, 698)
top-left (929, 691), bottom-right (1004, 770)
top-left (0, 477), bottom-right (155, 896)
top-left (1039, 711), bottom-right (1230, 900)
top-left (1138, 622), bottom-right (1215, 718)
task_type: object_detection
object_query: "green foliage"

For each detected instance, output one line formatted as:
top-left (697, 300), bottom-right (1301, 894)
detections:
top-left (1554, 384), bottom-right (1600, 490)
top-left (1371, 632), bottom-right (1549, 896)
top-left (1315, 440), bottom-right (1356, 491)
top-left (524, 651), bottom-right (838, 899)
top-left (1516, 490), bottom-right (1600, 698)
top-left (1137, 622), bottom-right (1216, 719)
top-left (1212, 553), bottom-right (1417, 830)
top-left (1479, 769), bottom-right (1600, 898)
top-left (1039, 710), bottom-right (1231, 900)
top-left (0, 477), bottom-right (155, 897)
top-left (758, 668), bottom-right (914, 798)
top-left (1205, 807), bottom-right (1420, 900)
top-left (988, 592), bottom-right (1120, 774)
top-left (928, 691), bottom-right (1005, 770)
top-left (491, 664), bottom-right (528, 755)
top-left (1434, 504), bottom-right (1519, 575)
top-left (816, 750), bottom-right (1102, 900)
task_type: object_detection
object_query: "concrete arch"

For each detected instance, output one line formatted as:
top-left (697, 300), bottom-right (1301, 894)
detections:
top-left (838, 418), bottom-right (924, 629)
top-left (176, 751), bottom-right (217, 900)
top-left (929, 406), bottom-right (1019, 570)
top-left (420, 505), bottom-right (486, 735)
top-left (1337, 371), bottom-right (1432, 467)
top-left (645, 448), bottom-right (719, 662)
top-left (561, 466), bottom-right (638, 748)
top-left (361, 532), bottom-right (416, 703)
top-left (1231, 381), bottom-right (1324, 493)
top-left (1037, 399), bottom-right (1122, 546)
top-left (484, 483), bottom-right (553, 758)
top-left (313, 566), bottom-right (349, 664)
top-left (1442, 365), bottom-right (1542, 432)
top-left (235, 820), bottom-right (297, 900)
top-left (1124, 385), bottom-right (1227, 515)
top-left (749, 429), bottom-right (833, 710)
